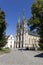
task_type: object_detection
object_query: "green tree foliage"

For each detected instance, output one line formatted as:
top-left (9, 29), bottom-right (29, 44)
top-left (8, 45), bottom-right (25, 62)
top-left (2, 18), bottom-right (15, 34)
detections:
top-left (28, 0), bottom-right (43, 49)
top-left (0, 8), bottom-right (7, 49)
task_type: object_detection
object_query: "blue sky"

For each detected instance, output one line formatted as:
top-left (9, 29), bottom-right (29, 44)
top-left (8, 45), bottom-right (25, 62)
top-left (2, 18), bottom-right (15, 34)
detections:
top-left (0, 0), bottom-right (35, 38)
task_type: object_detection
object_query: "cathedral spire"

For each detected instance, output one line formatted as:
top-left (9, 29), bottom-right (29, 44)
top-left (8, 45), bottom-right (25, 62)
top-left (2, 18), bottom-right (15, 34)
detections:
top-left (18, 16), bottom-right (20, 24)
top-left (17, 16), bottom-right (20, 28)
top-left (22, 11), bottom-right (26, 25)
top-left (23, 11), bottom-right (26, 20)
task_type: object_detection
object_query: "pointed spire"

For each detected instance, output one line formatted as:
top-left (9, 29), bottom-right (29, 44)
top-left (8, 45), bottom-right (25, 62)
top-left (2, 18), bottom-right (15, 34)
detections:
top-left (18, 16), bottom-right (20, 24)
top-left (22, 11), bottom-right (26, 24)
top-left (23, 11), bottom-right (26, 20)
top-left (17, 16), bottom-right (20, 28)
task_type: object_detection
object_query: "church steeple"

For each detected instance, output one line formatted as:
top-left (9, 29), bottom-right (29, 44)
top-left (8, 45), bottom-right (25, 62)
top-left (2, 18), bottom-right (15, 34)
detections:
top-left (22, 12), bottom-right (26, 24)
top-left (18, 17), bottom-right (20, 28)
top-left (17, 17), bottom-right (20, 28)
top-left (22, 12), bottom-right (28, 33)
top-left (23, 11), bottom-right (26, 19)
top-left (18, 17), bottom-right (20, 24)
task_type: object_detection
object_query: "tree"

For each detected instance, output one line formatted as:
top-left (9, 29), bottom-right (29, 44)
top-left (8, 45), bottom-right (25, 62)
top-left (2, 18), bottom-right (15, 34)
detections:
top-left (0, 8), bottom-right (7, 49)
top-left (28, 0), bottom-right (43, 49)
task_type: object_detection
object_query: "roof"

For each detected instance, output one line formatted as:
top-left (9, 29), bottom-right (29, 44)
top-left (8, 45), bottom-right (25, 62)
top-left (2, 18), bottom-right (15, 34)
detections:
top-left (6, 34), bottom-right (14, 39)
top-left (28, 31), bottom-right (39, 37)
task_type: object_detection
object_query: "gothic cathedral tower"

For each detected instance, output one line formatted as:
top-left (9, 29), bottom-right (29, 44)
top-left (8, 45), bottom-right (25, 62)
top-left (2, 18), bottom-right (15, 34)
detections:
top-left (16, 17), bottom-right (21, 48)
top-left (16, 15), bottom-right (28, 48)
top-left (22, 15), bottom-right (28, 48)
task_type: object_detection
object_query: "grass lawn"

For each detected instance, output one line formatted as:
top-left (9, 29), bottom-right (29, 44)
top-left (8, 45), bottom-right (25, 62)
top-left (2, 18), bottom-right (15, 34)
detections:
top-left (0, 48), bottom-right (11, 55)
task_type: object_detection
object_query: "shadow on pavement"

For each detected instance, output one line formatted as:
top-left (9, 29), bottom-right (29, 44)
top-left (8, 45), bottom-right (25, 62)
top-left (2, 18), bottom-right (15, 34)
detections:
top-left (34, 53), bottom-right (43, 58)
top-left (18, 47), bottom-right (35, 51)
top-left (18, 48), bottom-right (29, 51)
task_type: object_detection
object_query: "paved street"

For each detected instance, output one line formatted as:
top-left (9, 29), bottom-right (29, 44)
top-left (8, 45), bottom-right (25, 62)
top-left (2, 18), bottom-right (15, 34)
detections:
top-left (0, 49), bottom-right (43, 65)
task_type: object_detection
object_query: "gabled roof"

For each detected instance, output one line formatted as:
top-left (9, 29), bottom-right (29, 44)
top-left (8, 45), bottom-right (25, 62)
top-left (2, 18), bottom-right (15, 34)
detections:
top-left (6, 35), bottom-right (10, 39)
top-left (6, 35), bottom-right (14, 39)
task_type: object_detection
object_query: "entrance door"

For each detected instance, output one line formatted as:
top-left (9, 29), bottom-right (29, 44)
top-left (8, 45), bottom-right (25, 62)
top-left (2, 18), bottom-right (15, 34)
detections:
top-left (10, 45), bottom-right (12, 48)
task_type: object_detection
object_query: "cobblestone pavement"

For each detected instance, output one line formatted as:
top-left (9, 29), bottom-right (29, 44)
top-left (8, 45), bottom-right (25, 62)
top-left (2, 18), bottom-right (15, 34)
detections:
top-left (0, 49), bottom-right (43, 65)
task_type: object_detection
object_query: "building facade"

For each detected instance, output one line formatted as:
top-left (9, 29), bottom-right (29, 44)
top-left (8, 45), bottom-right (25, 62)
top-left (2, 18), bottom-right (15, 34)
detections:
top-left (4, 35), bottom-right (15, 48)
top-left (16, 16), bottom-right (39, 50)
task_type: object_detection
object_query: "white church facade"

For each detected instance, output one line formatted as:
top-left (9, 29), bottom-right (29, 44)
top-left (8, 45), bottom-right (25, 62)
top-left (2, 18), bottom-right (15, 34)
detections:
top-left (4, 35), bottom-right (15, 48)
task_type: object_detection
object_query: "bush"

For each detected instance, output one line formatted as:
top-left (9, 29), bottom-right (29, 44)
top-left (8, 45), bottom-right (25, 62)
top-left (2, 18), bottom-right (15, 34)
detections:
top-left (0, 48), bottom-right (11, 53)
top-left (38, 47), bottom-right (43, 51)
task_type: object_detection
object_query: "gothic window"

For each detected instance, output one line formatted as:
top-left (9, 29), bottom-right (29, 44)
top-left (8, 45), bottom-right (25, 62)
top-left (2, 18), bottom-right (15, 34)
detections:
top-left (34, 39), bottom-right (36, 44)
top-left (32, 39), bottom-right (33, 44)
top-left (29, 38), bottom-right (30, 44)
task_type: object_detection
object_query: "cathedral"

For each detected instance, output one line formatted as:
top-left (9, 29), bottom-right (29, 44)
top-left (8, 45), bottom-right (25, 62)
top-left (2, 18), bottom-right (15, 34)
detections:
top-left (16, 16), bottom-right (39, 50)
